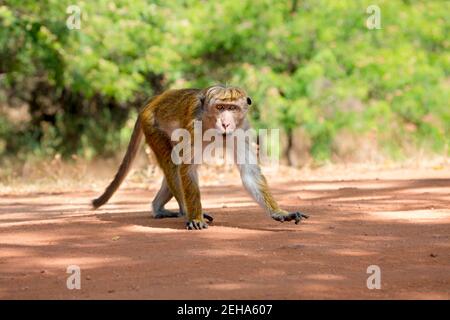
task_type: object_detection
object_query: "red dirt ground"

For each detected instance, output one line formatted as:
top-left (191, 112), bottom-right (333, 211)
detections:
top-left (0, 168), bottom-right (449, 299)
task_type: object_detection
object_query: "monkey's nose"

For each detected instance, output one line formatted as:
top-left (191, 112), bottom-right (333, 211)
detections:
top-left (222, 123), bottom-right (230, 130)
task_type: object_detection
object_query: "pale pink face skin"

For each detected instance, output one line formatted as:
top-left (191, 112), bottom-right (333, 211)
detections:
top-left (215, 104), bottom-right (241, 134)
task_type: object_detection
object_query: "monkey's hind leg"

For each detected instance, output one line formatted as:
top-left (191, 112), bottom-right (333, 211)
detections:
top-left (152, 178), bottom-right (214, 222)
top-left (152, 178), bottom-right (183, 219)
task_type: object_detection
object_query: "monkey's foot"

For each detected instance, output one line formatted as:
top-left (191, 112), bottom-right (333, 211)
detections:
top-left (154, 209), bottom-right (213, 222)
top-left (153, 209), bottom-right (183, 219)
top-left (271, 211), bottom-right (309, 225)
top-left (186, 219), bottom-right (209, 230)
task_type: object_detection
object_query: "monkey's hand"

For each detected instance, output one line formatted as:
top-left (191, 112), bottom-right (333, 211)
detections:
top-left (186, 218), bottom-right (209, 230)
top-left (271, 210), bottom-right (309, 225)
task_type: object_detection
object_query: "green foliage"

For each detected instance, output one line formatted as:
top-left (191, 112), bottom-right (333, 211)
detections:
top-left (0, 0), bottom-right (449, 163)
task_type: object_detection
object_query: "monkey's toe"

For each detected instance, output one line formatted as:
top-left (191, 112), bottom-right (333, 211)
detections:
top-left (186, 220), bottom-right (209, 230)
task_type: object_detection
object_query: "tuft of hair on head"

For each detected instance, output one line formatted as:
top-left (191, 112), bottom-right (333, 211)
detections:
top-left (205, 84), bottom-right (247, 102)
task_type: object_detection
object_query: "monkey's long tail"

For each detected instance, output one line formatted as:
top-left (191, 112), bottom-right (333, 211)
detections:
top-left (92, 116), bottom-right (143, 209)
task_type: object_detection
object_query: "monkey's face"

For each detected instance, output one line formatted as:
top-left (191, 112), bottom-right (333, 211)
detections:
top-left (213, 98), bottom-right (252, 135)
top-left (202, 85), bottom-right (252, 135)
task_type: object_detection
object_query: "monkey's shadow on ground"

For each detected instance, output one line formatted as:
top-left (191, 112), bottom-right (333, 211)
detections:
top-left (96, 208), bottom-right (306, 232)
top-left (96, 182), bottom-right (318, 231)
top-left (97, 210), bottom-right (188, 230)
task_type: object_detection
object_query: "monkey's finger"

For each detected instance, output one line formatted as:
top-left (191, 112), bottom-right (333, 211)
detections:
top-left (292, 212), bottom-right (309, 224)
top-left (186, 220), bottom-right (208, 230)
top-left (196, 220), bottom-right (208, 229)
top-left (190, 222), bottom-right (200, 230)
top-left (203, 213), bottom-right (214, 222)
top-left (186, 222), bottom-right (197, 230)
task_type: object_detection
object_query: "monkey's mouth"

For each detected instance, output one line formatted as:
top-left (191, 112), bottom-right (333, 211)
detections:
top-left (215, 127), bottom-right (233, 136)
top-left (222, 131), bottom-right (235, 137)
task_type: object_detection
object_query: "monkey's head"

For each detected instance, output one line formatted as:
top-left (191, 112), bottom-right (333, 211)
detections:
top-left (202, 85), bottom-right (252, 135)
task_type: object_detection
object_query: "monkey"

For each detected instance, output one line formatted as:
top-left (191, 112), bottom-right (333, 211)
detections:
top-left (92, 85), bottom-right (309, 230)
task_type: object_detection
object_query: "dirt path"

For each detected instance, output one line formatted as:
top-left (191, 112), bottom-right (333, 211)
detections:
top-left (1, 169), bottom-right (449, 299)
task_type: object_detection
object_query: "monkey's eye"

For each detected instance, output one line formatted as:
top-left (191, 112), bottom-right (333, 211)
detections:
top-left (216, 105), bottom-right (224, 111)
top-left (247, 97), bottom-right (252, 105)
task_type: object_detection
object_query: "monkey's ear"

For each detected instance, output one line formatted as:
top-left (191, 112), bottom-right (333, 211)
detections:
top-left (246, 97), bottom-right (252, 105)
top-left (199, 93), bottom-right (206, 108)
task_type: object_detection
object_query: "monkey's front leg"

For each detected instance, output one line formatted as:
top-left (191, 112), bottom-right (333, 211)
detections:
top-left (180, 164), bottom-right (208, 230)
top-left (238, 163), bottom-right (309, 224)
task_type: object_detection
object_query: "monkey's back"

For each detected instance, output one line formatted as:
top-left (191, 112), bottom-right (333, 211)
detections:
top-left (140, 88), bottom-right (202, 130)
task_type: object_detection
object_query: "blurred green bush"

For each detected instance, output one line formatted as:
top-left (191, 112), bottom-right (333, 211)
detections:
top-left (0, 0), bottom-right (448, 164)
